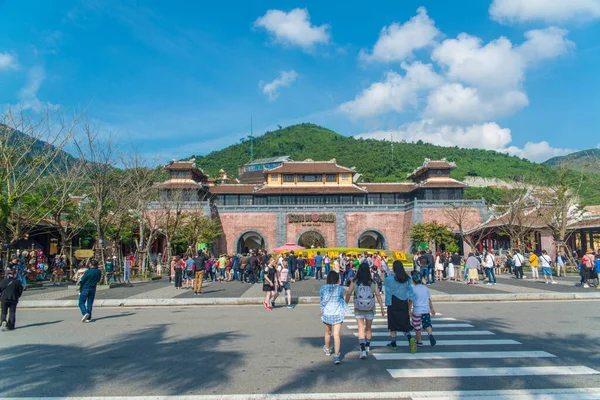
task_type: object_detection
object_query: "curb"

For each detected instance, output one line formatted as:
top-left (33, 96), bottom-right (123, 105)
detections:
top-left (18, 292), bottom-right (600, 308)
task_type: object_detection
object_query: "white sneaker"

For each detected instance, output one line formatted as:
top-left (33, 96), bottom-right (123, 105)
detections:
top-left (583, 284), bottom-right (590, 288)
top-left (360, 349), bottom-right (367, 359)
top-left (323, 346), bottom-right (331, 356)
top-left (551, 281), bottom-right (557, 284)
top-left (485, 282), bottom-right (492, 285)
top-left (81, 313), bottom-right (90, 322)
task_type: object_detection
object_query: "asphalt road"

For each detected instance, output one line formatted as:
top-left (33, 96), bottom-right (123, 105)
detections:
top-left (1, 300), bottom-right (599, 398)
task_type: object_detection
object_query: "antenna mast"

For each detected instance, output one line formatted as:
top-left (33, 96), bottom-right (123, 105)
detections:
top-left (250, 116), bottom-right (254, 162)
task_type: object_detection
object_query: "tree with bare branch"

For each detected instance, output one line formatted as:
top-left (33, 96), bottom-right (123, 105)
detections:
top-left (0, 108), bottom-right (76, 261)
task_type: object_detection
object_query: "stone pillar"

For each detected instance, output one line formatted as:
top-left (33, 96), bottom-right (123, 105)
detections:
top-left (335, 211), bottom-right (347, 248)
top-left (276, 212), bottom-right (286, 247)
top-left (581, 230), bottom-right (587, 253)
top-left (590, 231), bottom-right (595, 251)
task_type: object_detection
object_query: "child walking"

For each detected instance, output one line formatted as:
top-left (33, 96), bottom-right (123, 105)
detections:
top-left (410, 271), bottom-right (437, 347)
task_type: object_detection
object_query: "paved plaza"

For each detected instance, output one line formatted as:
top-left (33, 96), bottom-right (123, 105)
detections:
top-left (1, 300), bottom-right (599, 399)
top-left (18, 272), bottom-right (600, 304)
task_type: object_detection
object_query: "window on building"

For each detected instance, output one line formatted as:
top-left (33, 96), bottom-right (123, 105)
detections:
top-left (367, 194), bottom-right (381, 205)
top-left (282, 196), bottom-right (295, 205)
top-left (341, 195), bottom-right (352, 204)
top-left (254, 196), bottom-right (267, 205)
top-left (269, 196), bottom-right (281, 205)
top-left (381, 194), bottom-right (394, 204)
top-left (297, 174), bottom-right (320, 182)
top-left (172, 171), bottom-right (190, 178)
top-left (271, 174), bottom-right (278, 182)
top-left (354, 195), bottom-right (365, 204)
top-left (224, 195), bottom-right (239, 205)
top-left (342, 174), bottom-right (349, 181)
top-left (239, 195), bottom-right (253, 205)
top-left (326, 174), bottom-right (337, 182)
top-left (215, 195), bottom-right (225, 206)
top-left (283, 174), bottom-right (294, 182)
top-left (325, 195), bottom-right (339, 204)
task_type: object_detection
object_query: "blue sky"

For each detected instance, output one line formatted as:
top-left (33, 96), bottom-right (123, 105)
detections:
top-left (1, 0), bottom-right (599, 163)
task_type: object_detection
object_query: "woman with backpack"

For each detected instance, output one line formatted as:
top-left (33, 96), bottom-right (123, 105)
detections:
top-left (345, 263), bottom-right (385, 359)
top-left (320, 271), bottom-right (350, 364)
top-left (383, 261), bottom-right (417, 352)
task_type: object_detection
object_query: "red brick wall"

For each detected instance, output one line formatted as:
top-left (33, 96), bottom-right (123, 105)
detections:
top-left (345, 212), bottom-right (410, 251)
top-left (420, 207), bottom-right (483, 231)
top-left (218, 213), bottom-right (277, 254)
top-left (286, 217), bottom-right (337, 248)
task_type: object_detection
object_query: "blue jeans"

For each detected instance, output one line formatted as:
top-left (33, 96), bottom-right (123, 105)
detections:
top-left (420, 267), bottom-right (429, 283)
top-left (324, 264), bottom-right (330, 276)
top-left (79, 288), bottom-right (96, 319)
top-left (233, 269), bottom-right (240, 281)
top-left (18, 274), bottom-right (26, 289)
top-left (339, 271), bottom-right (346, 286)
top-left (315, 267), bottom-right (323, 280)
top-left (486, 268), bottom-right (496, 283)
top-left (428, 266), bottom-right (435, 283)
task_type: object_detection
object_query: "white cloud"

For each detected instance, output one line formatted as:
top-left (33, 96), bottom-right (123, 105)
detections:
top-left (259, 70), bottom-right (298, 101)
top-left (0, 52), bottom-right (18, 70)
top-left (338, 62), bottom-right (443, 118)
top-left (357, 119), bottom-right (513, 151)
top-left (506, 141), bottom-right (576, 162)
top-left (518, 27), bottom-right (575, 63)
top-left (423, 83), bottom-right (529, 122)
top-left (432, 28), bottom-right (572, 90)
top-left (357, 120), bottom-right (574, 162)
top-left (490, 0), bottom-right (600, 23)
top-left (360, 7), bottom-right (440, 63)
top-left (432, 34), bottom-right (524, 89)
top-left (254, 8), bottom-right (330, 51)
top-left (17, 66), bottom-right (59, 112)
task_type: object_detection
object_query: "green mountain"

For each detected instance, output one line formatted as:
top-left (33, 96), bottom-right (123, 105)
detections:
top-left (543, 149), bottom-right (600, 172)
top-left (191, 123), bottom-right (600, 204)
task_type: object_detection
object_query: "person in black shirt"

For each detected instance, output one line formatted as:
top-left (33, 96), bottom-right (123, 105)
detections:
top-left (193, 252), bottom-right (206, 295)
top-left (288, 251), bottom-right (297, 282)
top-left (0, 267), bottom-right (24, 331)
top-left (247, 252), bottom-right (258, 284)
top-left (450, 252), bottom-right (463, 281)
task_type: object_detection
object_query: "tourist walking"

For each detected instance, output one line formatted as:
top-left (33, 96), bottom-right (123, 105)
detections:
top-left (540, 250), bottom-right (557, 284)
top-left (314, 251), bottom-right (324, 280)
top-left (78, 259), bottom-right (102, 322)
top-left (0, 266), bottom-right (24, 331)
top-left (434, 252), bottom-right (443, 282)
top-left (345, 263), bottom-right (385, 359)
top-left (173, 256), bottom-right (183, 289)
top-left (263, 259), bottom-right (277, 310)
top-left (529, 252), bottom-right (540, 280)
top-left (410, 271), bottom-right (437, 347)
top-left (513, 250), bottom-right (525, 279)
top-left (384, 261), bottom-right (416, 352)
top-left (555, 251), bottom-right (566, 277)
top-left (183, 256), bottom-right (195, 289)
top-left (194, 252), bottom-right (206, 295)
top-left (324, 253), bottom-right (331, 276)
top-left (272, 259), bottom-right (293, 308)
top-left (484, 251), bottom-right (496, 285)
top-left (296, 254), bottom-right (305, 281)
top-left (320, 271), bottom-right (350, 364)
top-left (466, 253), bottom-right (480, 285)
top-left (450, 252), bottom-right (462, 281)
top-left (581, 249), bottom-right (596, 288)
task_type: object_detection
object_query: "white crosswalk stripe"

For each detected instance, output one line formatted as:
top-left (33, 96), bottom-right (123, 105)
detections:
top-left (368, 339), bottom-right (520, 347)
top-left (344, 308), bottom-right (599, 383)
top-left (373, 351), bottom-right (555, 360)
top-left (356, 330), bottom-right (495, 336)
top-left (387, 366), bottom-right (600, 378)
top-left (348, 323), bottom-right (473, 330)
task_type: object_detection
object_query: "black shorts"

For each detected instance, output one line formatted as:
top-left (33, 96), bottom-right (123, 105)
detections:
top-left (263, 284), bottom-right (274, 292)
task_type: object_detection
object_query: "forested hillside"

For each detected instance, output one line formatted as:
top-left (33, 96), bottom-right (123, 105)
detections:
top-left (544, 149), bottom-right (600, 172)
top-left (191, 124), bottom-right (600, 204)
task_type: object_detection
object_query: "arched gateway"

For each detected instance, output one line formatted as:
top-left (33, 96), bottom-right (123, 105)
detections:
top-left (357, 229), bottom-right (387, 250)
top-left (297, 230), bottom-right (327, 249)
top-left (236, 230), bottom-right (267, 254)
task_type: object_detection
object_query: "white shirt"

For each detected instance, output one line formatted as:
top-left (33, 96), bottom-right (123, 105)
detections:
top-left (513, 254), bottom-right (524, 266)
top-left (540, 254), bottom-right (552, 267)
top-left (412, 284), bottom-right (431, 315)
top-left (484, 254), bottom-right (495, 268)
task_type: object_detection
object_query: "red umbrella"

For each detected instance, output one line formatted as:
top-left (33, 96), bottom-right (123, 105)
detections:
top-left (272, 243), bottom-right (306, 253)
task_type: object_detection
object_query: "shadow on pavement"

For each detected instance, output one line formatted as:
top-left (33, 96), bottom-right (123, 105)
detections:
top-left (272, 312), bottom-right (600, 394)
top-left (91, 312), bottom-right (136, 321)
top-left (17, 320), bottom-right (63, 329)
top-left (0, 325), bottom-right (244, 397)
